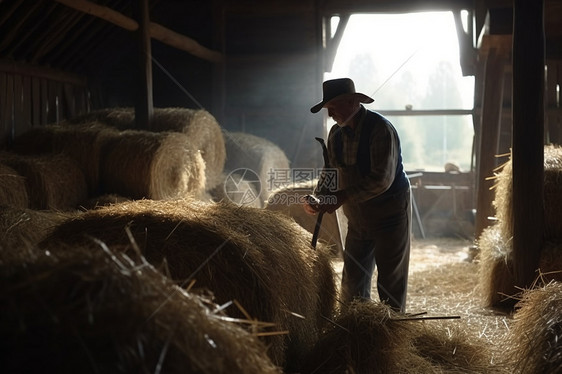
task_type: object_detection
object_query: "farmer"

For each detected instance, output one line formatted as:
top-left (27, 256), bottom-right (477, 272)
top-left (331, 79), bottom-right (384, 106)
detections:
top-left (305, 77), bottom-right (411, 313)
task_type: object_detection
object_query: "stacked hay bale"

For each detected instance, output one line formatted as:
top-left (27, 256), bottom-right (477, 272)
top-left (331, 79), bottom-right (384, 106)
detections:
top-left (301, 301), bottom-right (507, 373)
top-left (265, 179), bottom-right (343, 256)
top-left (10, 122), bottom-right (118, 195)
top-left (0, 152), bottom-right (87, 211)
top-left (98, 129), bottom-right (206, 200)
top-left (478, 145), bottom-right (562, 307)
top-left (9, 123), bottom-right (207, 202)
top-left (0, 163), bottom-right (28, 209)
top-left (0, 241), bottom-right (281, 374)
top-left (223, 130), bottom-right (291, 208)
top-left (65, 107), bottom-right (226, 191)
top-left (39, 197), bottom-right (337, 372)
top-left (504, 281), bottom-right (562, 373)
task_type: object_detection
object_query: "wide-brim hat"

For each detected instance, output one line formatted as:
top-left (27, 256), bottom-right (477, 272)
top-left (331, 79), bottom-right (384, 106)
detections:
top-left (310, 78), bottom-right (374, 113)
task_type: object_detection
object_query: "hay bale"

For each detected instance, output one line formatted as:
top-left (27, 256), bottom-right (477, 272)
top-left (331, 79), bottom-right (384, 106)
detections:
top-left (301, 301), bottom-right (414, 373)
top-left (151, 108), bottom-right (226, 190)
top-left (99, 130), bottom-right (206, 200)
top-left (39, 197), bottom-right (337, 371)
top-left (209, 171), bottom-right (262, 208)
top-left (506, 281), bottom-right (562, 374)
top-left (223, 131), bottom-right (290, 207)
top-left (493, 144), bottom-right (562, 241)
top-left (407, 321), bottom-right (507, 373)
top-left (0, 152), bottom-right (87, 211)
top-left (0, 205), bottom-right (72, 259)
top-left (302, 301), bottom-right (505, 374)
top-left (0, 163), bottom-right (28, 209)
top-left (0, 243), bottom-right (281, 374)
top-left (477, 223), bottom-right (562, 309)
top-left (476, 224), bottom-right (517, 308)
top-left (9, 122), bottom-right (119, 195)
top-left (66, 107), bottom-right (227, 190)
top-left (265, 179), bottom-right (343, 256)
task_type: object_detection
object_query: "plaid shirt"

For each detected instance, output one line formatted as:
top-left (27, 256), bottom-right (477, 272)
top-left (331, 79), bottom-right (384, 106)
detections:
top-left (326, 106), bottom-right (401, 203)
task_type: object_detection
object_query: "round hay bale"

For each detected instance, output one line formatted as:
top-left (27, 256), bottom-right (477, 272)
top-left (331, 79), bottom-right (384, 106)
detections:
top-left (223, 130), bottom-right (290, 207)
top-left (151, 108), bottom-right (226, 190)
top-left (65, 107), bottom-right (227, 190)
top-left (477, 224), bottom-right (562, 309)
top-left (265, 179), bottom-right (343, 257)
top-left (476, 224), bottom-right (517, 308)
top-left (39, 197), bottom-right (337, 371)
top-left (493, 145), bottom-right (562, 242)
top-left (302, 301), bottom-right (504, 374)
top-left (0, 163), bottom-right (28, 209)
top-left (506, 281), bottom-right (562, 374)
top-left (99, 130), bottom-right (206, 200)
top-left (64, 107), bottom-right (135, 128)
top-left (0, 205), bottom-right (72, 259)
top-left (0, 243), bottom-right (281, 374)
top-left (9, 122), bottom-right (119, 195)
top-left (0, 152), bottom-right (88, 211)
top-left (209, 171), bottom-right (262, 208)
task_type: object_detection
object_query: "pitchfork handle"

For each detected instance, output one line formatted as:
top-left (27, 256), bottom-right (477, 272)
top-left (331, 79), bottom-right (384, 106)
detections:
top-left (311, 137), bottom-right (330, 249)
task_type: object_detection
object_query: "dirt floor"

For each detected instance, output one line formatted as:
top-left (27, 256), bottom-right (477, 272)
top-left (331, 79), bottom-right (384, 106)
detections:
top-left (332, 237), bottom-right (513, 365)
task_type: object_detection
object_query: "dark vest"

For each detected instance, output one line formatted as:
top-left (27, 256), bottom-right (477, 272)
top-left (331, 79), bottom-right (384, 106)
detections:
top-left (333, 110), bottom-right (409, 197)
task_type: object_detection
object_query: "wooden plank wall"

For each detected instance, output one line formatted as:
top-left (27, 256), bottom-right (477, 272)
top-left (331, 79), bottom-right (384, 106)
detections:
top-left (0, 60), bottom-right (89, 148)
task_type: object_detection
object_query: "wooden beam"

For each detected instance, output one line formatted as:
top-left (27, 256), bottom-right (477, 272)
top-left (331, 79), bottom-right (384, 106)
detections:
top-left (511, 0), bottom-right (545, 288)
top-left (324, 13), bottom-right (349, 73)
top-left (55, 0), bottom-right (138, 31)
top-left (149, 23), bottom-right (223, 63)
top-left (54, 0), bottom-right (223, 63)
top-left (474, 48), bottom-right (506, 238)
top-left (133, 0), bottom-right (153, 131)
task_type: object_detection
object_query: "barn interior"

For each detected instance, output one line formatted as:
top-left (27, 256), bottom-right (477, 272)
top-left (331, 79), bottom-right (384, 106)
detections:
top-left (1, 0), bottom-right (562, 373)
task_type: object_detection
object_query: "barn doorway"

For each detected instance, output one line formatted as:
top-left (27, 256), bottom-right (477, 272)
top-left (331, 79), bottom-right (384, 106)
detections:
top-left (326, 11), bottom-right (475, 173)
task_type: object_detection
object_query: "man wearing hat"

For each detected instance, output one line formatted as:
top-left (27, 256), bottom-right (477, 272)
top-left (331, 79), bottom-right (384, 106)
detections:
top-left (305, 77), bottom-right (411, 313)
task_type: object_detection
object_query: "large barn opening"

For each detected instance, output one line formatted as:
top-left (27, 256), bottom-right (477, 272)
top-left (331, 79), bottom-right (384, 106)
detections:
top-left (326, 11), bottom-right (475, 173)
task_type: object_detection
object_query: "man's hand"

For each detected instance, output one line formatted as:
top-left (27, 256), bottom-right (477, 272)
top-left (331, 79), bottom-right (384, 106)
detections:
top-left (303, 190), bottom-right (347, 215)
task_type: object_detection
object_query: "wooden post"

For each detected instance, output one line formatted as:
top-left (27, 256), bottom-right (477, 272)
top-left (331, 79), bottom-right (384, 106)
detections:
top-left (474, 47), bottom-right (506, 238)
top-left (512, 0), bottom-right (545, 288)
top-left (133, 0), bottom-right (153, 130)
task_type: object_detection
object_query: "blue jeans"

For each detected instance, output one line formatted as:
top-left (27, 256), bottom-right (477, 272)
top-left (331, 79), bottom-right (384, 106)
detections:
top-left (340, 188), bottom-right (411, 312)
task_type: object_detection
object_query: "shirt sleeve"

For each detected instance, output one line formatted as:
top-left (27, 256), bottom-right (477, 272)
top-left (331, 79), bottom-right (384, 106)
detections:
top-left (344, 120), bottom-right (399, 203)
